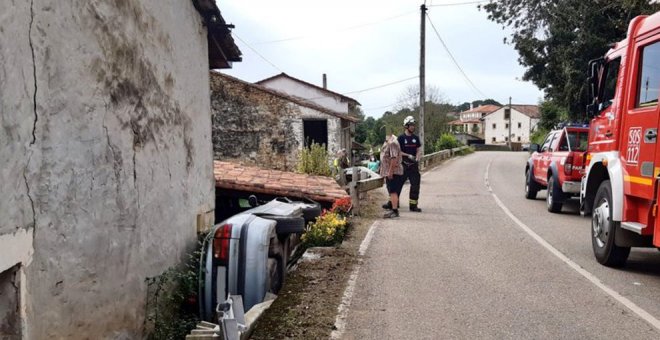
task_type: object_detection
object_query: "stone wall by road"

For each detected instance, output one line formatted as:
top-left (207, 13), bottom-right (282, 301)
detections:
top-left (0, 1), bottom-right (215, 338)
top-left (210, 73), bottom-right (341, 172)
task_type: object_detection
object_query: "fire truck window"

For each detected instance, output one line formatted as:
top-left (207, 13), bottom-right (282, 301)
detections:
top-left (601, 58), bottom-right (621, 110)
top-left (637, 41), bottom-right (660, 108)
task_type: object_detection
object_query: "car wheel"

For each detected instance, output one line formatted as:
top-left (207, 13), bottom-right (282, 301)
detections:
top-left (268, 215), bottom-right (306, 234)
top-left (546, 175), bottom-right (563, 213)
top-left (591, 180), bottom-right (630, 267)
top-left (525, 168), bottom-right (539, 199)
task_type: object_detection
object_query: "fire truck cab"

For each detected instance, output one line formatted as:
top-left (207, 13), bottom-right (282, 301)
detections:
top-left (581, 12), bottom-right (660, 267)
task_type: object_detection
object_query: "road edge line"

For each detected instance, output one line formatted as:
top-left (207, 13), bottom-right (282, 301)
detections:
top-left (330, 220), bottom-right (379, 339)
top-left (485, 159), bottom-right (660, 331)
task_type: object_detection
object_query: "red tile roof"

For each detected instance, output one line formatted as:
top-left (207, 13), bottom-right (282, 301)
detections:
top-left (461, 105), bottom-right (501, 114)
top-left (213, 161), bottom-right (349, 204)
top-left (511, 105), bottom-right (540, 118)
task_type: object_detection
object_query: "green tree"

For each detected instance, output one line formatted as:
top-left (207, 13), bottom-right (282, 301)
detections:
top-left (480, 0), bottom-right (659, 119)
top-left (538, 100), bottom-right (569, 131)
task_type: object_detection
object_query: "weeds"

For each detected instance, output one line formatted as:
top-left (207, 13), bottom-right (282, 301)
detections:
top-left (297, 142), bottom-right (332, 177)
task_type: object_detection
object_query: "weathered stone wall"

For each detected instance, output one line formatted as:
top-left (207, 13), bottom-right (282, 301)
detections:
top-left (211, 73), bottom-right (341, 171)
top-left (0, 0), bottom-right (214, 338)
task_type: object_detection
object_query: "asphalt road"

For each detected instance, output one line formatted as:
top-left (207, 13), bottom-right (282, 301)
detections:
top-left (340, 151), bottom-right (660, 339)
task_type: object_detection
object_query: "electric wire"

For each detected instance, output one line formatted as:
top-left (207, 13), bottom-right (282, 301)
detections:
top-left (428, 0), bottom-right (490, 7)
top-left (342, 76), bottom-right (418, 95)
top-left (255, 10), bottom-right (416, 44)
top-left (233, 33), bottom-right (283, 72)
top-left (425, 12), bottom-right (489, 99)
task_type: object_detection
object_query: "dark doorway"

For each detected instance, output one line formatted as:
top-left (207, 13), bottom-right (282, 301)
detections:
top-left (303, 120), bottom-right (328, 148)
top-left (0, 264), bottom-right (21, 339)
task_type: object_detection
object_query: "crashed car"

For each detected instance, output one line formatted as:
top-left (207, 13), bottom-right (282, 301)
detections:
top-left (200, 197), bottom-right (321, 320)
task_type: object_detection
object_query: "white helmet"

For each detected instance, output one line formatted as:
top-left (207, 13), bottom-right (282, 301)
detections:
top-left (403, 115), bottom-right (416, 126)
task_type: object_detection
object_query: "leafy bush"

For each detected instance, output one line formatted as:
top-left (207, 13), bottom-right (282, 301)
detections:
top-left (297, 142), bottom-right (332, 177)
top-left (530, 128), bottom-right (548, 145)
top-left (435, 133), bottom-right (461, 151)
top-left (301, 211), bottom-right (348, 247)
top-left (145, 238), bottom-right (204, 339)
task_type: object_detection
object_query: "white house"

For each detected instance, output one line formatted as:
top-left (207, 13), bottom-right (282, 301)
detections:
top-left (483, 105), bottom-right (540, 144)
top-left (448, 104), bottom-right (501, 137)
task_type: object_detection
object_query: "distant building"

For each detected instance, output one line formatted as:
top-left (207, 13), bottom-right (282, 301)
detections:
top-left (448, 104), bottom-right (501, 137)
top-left (483, 105), bottom-right (540, 144)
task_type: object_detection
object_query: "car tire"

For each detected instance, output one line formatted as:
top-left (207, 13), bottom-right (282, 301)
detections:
top-left (546, 175), bottom-right (563, 213)
top-left (591, 180), bottom-right (630, 267)
top-left (268, 215), bottom-right (306, 234)
top-left (525, 168), bottom-right (539, 199)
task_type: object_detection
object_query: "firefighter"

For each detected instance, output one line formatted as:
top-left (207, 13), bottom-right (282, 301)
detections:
top-left (383, 116), bottom-right (423, 212)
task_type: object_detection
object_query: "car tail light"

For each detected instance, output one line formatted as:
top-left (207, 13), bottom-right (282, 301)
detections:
top-left (213, 224), bottom-right (232, 265)
top-left (564, 155), bottom-right (574, 175)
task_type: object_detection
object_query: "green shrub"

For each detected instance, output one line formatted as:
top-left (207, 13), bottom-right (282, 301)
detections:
top-left (297, 143), bottom-right (332, 177)
top-left (145, 238), bottom-right (204, 339)
top-left (301, 211), bottom-right (348, 247)
top-left (435, 133), bottom-right (461, 151)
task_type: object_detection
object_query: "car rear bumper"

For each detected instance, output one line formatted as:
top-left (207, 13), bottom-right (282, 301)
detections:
top-left (562, 181), bottom-right (581, 194)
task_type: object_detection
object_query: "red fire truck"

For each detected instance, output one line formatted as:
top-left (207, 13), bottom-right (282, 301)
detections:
top-left (581, 12), bottom-right (660, 267)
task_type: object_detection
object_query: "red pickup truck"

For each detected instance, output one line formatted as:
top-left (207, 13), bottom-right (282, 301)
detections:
top-left (525, 125), bottom-right (589, 212)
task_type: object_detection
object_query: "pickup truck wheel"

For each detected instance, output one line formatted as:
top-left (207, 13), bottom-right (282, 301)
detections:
top-left (525, 168), bottom-right (539, 199)
top-left (591, 180), bottom-right (630, 267)
top-left (546, 175), bottom-right (563, 213)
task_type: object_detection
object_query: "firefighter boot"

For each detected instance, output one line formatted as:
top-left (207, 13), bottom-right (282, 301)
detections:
top-left (409, 200), bottom-right (422, 212)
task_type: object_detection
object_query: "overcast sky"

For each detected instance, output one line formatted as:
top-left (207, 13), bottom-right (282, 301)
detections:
top-left (217, 0), bottom-right (544, 118)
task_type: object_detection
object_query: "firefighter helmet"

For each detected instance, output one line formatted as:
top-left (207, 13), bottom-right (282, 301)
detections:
top-left (403, 116), bottom-right (416, 126)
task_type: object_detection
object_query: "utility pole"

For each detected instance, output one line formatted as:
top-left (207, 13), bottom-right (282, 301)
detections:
top-left (419, 3), bottom-right (427, 156)
top-left (507, 96), bottom-right (512, 149)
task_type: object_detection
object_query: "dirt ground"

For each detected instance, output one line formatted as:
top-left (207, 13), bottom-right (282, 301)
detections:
top-left (249, 190), bottom-right (385, 340)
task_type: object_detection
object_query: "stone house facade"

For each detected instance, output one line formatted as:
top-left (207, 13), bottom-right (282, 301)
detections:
top-left (0, 1), bottom-right (240, 338)
top-left (256, 73), bottom-right (360, 156)
top-left (210, 72), bottom-right (358, 172)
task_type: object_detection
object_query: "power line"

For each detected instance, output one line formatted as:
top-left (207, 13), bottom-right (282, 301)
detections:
top-left (425, 12), bottom-right (489, 99)
top-left (233, 33), bottom-right (283, 72)
top-left (342, 76), bottom-right (418, 95)
top-left (428, 0), bottom-right (490, 7)
top-left (255, 10), bottom-right (416, 44)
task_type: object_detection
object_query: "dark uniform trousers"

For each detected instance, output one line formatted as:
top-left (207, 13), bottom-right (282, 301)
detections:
top-left (397, 160), bottom-right (421, 206)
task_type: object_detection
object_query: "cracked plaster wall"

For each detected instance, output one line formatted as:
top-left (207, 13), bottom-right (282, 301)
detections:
top-left (0, 0), bottom-right (214, 338)
top-left (210, 73), bottom-right (341, 172)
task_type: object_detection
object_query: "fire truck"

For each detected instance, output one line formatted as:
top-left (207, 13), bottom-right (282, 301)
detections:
top-left (581, 12), bottom-right (660, 267)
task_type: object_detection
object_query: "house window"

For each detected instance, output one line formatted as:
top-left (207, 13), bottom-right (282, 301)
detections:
top-left (517, 136), bottom-right (521, 142)
top-left (505, 137), bottom-right (509, 142)
top-left (491, 137), bottom-right (496, 142)
top-left (518, 122), bottom-right (522, 128)
top-left (504, 108), bottom-right (511, 119)
top-left (505, 123), bottom-right (509, 129)
top-left (492, 123), bottom-right (496, 129)
top-left (303, 120), bottom-right (328, 148)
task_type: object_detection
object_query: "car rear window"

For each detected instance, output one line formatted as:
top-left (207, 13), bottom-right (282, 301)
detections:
top-left (566, 131), bottom-right (588, 151)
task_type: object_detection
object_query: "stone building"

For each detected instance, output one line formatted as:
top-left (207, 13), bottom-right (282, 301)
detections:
top-left (210, 72), bottom-right (359, 172)
top-left (0, 1), bottom-right (240, 338)
top-left (483, 105), bottom-right (540, 144)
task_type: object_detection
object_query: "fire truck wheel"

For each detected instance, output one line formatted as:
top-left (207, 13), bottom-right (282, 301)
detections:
top-left (546, 175), bottom-right (563, 213)
top-left (591, 180), bottom-right (630, 267)
top-left (525, 168), bottom-right (539, 199)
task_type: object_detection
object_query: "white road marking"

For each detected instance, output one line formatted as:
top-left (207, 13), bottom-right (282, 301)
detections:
top-left (485, 159), bottom-right (660, 331)
top-left (330, 220), bottom-right (379, 339)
